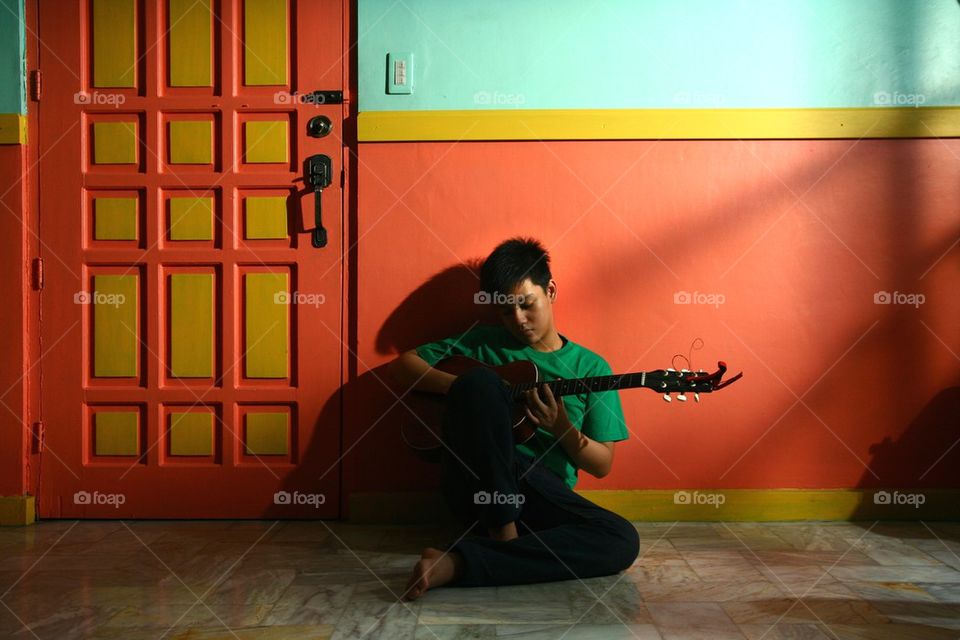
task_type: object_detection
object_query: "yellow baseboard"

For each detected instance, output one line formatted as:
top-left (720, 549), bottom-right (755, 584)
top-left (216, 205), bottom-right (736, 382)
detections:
top-left (0, 114), bottom-right (27, 145)
top-left (349, 489), bottom-right (958, 523)
top-left (358, 107), bottom-right (960, 142)
top-left (0, 495), bottom-right (36, 526)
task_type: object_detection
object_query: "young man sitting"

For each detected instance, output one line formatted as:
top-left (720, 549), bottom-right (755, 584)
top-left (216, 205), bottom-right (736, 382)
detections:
top-left (390, 237), bottom-right (640, 600)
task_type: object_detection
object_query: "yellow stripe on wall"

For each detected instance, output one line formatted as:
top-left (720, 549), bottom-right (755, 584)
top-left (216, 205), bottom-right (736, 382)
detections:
top-left (169, 0), bottom-right (212, 87)
top-left (93, 274), bottom-right (138, 377)
top-left (0, 114), bottom-right (26, 145)
top-left (170, 274), bottom-right (213, 378)
top-left (92, 0), bottom-right (136, 88)
top-left (358, 107), bottom-right (960, 141)
top-left (244, 272), bottom-right (288, 378)
top-left (348, 489), bottom-right (960, 523)
top-left (244, 0), bottom-right (287, 86)
top-left (0, 495), bottom-right (35, 526)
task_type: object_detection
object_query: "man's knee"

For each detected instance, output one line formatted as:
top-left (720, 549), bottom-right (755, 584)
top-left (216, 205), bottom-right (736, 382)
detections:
top-left (593, 512), bottom-right (640, 573)
top-left (612, 516), bottom-right (640, 571)
top-left (452, 365), bottom-right (502, 387)
top-left (442, 365), bottom-right (512, 447)
top-left (448, 366), bottom-right (508, 404)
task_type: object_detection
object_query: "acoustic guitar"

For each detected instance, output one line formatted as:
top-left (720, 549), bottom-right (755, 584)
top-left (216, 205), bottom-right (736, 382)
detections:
top-left (399, 355), bottom-right (742, 461)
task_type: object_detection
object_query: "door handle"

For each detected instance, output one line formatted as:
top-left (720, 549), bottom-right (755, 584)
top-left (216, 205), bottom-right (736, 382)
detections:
top-left (304, 154), bottom-right (332, 248)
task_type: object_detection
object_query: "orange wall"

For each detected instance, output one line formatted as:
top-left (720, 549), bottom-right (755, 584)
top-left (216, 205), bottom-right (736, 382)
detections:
top-left (345, 138), bottom-right (960, 498)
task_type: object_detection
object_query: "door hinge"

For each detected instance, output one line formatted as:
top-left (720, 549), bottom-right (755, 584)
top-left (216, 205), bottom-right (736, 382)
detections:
top-left (32, 421), bottom-right (44, 453)
top-left (30, 70), bottom-right (41, 102)
top-left (31, 257), bottom-right (43, 290)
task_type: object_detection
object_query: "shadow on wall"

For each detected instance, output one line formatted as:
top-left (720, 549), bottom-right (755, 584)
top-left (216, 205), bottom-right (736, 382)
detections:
top-left (375, 259), bottom-right (486, 356)
top-left (358, 262), bottom-right (500, 500)
top-left (849, 387), bottom-right (960, 523)
top-left (281, 261), bottom-right (497, 517)
top-left (848, 0), bottom-right (960, 524)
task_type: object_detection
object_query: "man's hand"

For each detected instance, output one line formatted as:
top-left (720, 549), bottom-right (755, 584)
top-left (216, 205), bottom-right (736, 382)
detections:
top-left (523, 382), bottom-right (616, 478)
top-left (523, 383), bottom-right (572, 438)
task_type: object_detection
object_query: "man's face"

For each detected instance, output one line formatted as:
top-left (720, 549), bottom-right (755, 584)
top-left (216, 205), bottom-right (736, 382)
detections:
top-left (495, 278), bottom-right (556, 346)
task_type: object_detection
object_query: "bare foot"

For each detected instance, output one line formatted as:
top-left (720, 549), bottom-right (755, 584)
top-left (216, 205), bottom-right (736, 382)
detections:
top-left (488, 521), bottom-right (519, 541)
top-left (403, 547), bottom-right (463, 601)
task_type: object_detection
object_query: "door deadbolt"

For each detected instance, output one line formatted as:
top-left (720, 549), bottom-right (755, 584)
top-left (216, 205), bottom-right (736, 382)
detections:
top-left (307, 115), bottom-right (333, 138)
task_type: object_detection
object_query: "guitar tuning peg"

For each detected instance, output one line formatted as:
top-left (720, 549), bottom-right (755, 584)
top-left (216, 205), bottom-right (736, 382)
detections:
top-left (677, 393), bottom-right (687, 402)
top-left (662, 393), bottom-right (672, 403)
top-left (694, 393), bottom-right (700, 403)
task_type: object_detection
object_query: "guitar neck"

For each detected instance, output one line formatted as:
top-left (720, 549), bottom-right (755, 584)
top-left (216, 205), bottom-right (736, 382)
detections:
top-left (507, 372), bottom-right (652, 401)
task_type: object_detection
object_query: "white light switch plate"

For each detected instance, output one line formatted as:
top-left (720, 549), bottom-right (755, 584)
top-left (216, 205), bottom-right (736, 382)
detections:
top-left (387, 52), bottom-right (413, 95)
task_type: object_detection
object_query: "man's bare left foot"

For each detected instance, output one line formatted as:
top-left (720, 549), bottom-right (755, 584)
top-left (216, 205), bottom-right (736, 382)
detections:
top-left (404, 547), bottom-right (463, 601)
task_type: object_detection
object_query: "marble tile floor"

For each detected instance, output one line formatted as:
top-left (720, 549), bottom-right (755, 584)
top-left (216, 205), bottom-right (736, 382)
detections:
top-left (1, 520), bottom-right (960, 639)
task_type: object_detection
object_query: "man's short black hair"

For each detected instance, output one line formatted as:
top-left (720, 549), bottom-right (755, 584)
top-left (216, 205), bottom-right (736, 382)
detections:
top-left (480, 237), bottom-right (552, 296)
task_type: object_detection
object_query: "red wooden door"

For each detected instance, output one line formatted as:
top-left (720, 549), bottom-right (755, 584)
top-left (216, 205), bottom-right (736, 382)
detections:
top-left (37, 0), bottom-right (344, 518)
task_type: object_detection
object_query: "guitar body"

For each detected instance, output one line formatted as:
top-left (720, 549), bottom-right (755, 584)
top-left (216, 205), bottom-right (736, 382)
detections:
top-left (399, 356), bottom-right (540, 461)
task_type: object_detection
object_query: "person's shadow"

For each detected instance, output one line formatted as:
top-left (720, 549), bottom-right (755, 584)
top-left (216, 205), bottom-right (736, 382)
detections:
top-left (850, 385), bottom-right (960, 524)
top-left (280, 261), bottom-right (494, 522)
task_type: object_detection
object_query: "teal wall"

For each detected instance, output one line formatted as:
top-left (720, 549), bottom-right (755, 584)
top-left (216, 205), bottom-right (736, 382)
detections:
top-left (359, 0), bottom-right (960, 111)
top-left (0, 0), bottom-right (25, 114)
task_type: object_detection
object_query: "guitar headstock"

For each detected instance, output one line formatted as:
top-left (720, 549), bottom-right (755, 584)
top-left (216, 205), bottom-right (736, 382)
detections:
top-left (647, 361), bottom-right (743, 403)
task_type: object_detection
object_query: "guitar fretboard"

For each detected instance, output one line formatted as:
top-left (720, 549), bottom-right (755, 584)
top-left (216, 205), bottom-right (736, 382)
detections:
top-left (508, 372), bottom-right (648, 401)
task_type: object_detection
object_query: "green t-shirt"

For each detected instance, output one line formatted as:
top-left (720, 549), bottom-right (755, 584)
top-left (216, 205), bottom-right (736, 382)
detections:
top-left (415, 324), bottom-right (628, 489)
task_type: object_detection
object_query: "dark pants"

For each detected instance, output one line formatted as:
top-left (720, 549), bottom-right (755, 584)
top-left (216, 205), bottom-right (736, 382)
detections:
top-left (439, 366), bottom-right (640, 587)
